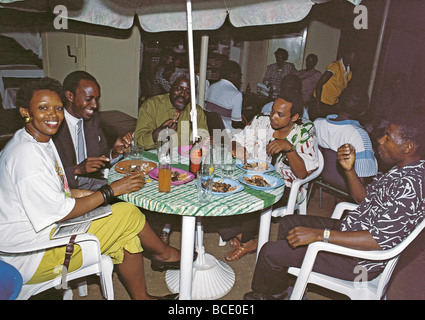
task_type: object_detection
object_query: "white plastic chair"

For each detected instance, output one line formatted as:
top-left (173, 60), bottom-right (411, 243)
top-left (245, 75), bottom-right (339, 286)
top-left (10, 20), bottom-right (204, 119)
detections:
top-left (0, 233), bottom-right (114, 300)
top-left (288, 202), bottom-right (425, 300)
top-left (272, 149), bottom-right (324, 217)
top-left (218, 149), bottom-right (323, 247)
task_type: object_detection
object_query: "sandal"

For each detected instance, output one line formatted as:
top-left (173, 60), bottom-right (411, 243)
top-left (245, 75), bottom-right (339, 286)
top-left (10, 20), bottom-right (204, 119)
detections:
top-left (228, 237), bottom-right (241, 248)
top-left (225, 240), bottom-right (257, 262)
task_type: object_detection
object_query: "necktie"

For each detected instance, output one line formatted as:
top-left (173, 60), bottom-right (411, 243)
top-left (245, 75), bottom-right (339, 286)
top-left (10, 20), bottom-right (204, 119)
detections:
top-left (76, 119), bottom-right (85, 164)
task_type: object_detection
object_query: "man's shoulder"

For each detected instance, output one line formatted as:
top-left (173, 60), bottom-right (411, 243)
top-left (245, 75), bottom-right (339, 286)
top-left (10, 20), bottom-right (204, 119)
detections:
top-left (383, 160), bottom-right (425, 182)
top-left (298, 119), bottom-right (315, 130)
top-left (143, 93), bottom-right (170, 105)
top-left (140, 94), bottom-right (171, 113)
top-left (403, 160), bottom-right (425, 174)
top-left (248, 113), bottom-right (271, 127)
top-left (326, 60), bottom-right (341, 72)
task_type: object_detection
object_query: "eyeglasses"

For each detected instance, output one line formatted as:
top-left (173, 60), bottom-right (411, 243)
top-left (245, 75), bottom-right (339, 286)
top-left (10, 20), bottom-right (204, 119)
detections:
top-left (172, 85), bottom-right (191, 95)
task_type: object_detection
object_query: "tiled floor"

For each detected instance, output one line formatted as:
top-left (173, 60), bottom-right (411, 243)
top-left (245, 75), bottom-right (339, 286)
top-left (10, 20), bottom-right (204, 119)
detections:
top-left (31, 188), bottom-right (425, 300)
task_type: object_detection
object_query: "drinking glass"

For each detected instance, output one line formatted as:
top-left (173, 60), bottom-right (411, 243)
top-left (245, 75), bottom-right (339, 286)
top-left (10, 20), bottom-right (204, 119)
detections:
top-left (197, 165), bottom-right (214, 203)
top-left (158, 162), bottom-right (171, 193)
top-left (220, 143), bottom-right (233, 179)
top-left (130, 145), bottom-right (144, 160)
top-left (157, 139), bottom-right (172, 193)
top-left (157, 139), bottom-right (172, 164)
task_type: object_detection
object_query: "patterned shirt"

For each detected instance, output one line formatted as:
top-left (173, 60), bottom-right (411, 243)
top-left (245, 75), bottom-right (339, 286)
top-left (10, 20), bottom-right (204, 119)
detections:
top-left (340, 160), bottom-right (425, 272)
top-left (263, 62), bottom-right (296, 94)
top-left (232, 114), bottom-right (319, 189)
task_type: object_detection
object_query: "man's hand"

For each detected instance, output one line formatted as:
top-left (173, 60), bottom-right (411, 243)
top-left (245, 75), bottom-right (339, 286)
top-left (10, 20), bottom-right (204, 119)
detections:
top-left (266, 139), bottom-right (293, 156)
top-left (112, 132), bottom-right (134, 159)
top-left (232, 141), bottom-right (248, 163)
top-left (152, 119), bottom-right (177, 142)
top-left (74, 155), bottom-right (109, 175)
top-left (337, 143), bottom-right (356, 172)
top-left (287, 227), bottom-right (382, 251)
top-left (287, 227), bottom-right (322, 248)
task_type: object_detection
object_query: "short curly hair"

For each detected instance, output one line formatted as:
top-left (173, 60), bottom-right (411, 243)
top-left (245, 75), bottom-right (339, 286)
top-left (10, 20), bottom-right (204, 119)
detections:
top-left (16, 77), bottom-right (66, 110)
top-left (62, 70), bottom-right (99, 94)
top-left (278, 74), bottom-right (304, 118)
top-left (391, 112), bottom-right (425, 158)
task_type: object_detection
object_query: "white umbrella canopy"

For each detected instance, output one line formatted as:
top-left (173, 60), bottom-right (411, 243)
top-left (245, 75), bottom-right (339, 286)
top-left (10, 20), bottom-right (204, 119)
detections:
top-left (0, 0), bottom-right (361, 140)
top-left (0, 0), bottom-right (361, 31)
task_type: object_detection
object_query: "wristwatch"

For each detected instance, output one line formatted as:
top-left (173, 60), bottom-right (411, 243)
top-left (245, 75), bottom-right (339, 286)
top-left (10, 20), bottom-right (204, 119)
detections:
top-left (323, 229), bottom-right (331, 243)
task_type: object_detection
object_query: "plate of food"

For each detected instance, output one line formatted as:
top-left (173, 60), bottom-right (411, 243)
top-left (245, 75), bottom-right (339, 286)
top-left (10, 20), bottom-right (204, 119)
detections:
top-left (115, 160), bottom-right (157, 175)
top-left (238, 173), bottom-right (284, 191)
top-left (148, 167), bottom-right (195, 185)
top-left (203, 177), bottom-right (244, 196)
top-left (236, 159), bottom-right (274, 173)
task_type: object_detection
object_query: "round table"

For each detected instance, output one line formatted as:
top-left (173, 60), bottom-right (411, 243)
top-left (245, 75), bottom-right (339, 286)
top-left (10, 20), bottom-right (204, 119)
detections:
top-left (108, 148), bottom-right (284, 300)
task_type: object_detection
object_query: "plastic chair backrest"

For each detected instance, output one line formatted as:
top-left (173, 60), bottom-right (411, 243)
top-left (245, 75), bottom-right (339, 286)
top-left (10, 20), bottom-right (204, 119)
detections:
top-left (319, 147), bottom-right (349, 192)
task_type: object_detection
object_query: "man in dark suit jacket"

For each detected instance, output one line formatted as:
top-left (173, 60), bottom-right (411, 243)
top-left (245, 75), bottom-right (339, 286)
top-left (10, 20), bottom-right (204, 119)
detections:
top-left (54, 71), bottom-right (132, 190)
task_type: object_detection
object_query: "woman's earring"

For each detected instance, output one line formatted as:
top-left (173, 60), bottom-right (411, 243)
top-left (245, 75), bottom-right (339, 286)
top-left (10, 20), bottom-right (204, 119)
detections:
top-left (24, 116), bottom-right (32, 123)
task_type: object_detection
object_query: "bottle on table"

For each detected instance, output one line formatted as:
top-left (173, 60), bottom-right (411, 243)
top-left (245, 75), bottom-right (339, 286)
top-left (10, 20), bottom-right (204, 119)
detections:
top-left (189, 137), bottom-right (202, 175)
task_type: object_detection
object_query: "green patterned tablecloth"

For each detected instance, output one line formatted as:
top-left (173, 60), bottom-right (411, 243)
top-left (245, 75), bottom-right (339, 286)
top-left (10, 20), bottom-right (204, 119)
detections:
top-left (108, 149), bottom-right (284, 217)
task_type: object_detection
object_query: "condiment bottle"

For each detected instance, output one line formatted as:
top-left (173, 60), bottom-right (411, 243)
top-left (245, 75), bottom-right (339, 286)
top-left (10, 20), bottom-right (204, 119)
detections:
top-left (189, 138), bottom-right (202, 175)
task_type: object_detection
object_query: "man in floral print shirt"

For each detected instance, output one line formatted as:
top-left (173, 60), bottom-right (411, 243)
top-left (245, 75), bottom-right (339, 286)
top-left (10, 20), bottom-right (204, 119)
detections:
top-left (216, 89), bottom-right (319, 262)
top-left (244, 113), bottom-right (425, 300)
top-left (232, 97), bottom-right (319, 191)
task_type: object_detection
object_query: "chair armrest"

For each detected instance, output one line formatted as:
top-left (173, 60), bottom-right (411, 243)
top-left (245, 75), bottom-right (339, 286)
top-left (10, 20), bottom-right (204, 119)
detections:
top-left (289, 239), bottom-right (396, 300)
top-left (286, 166), bottom-right (324, 214)
top-left (289, 149), bottom-right (324, 200)
top-left (306, 241), bottom-right (396, 261)
top-left (331, 202), bottom-right (359, 219)
top-left (0, 233), bottom-right (100, 255)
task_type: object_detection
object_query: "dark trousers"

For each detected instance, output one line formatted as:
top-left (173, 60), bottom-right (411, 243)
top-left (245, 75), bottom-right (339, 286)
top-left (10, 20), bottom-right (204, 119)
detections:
top-left (251, 214), bottom-right (381, 295)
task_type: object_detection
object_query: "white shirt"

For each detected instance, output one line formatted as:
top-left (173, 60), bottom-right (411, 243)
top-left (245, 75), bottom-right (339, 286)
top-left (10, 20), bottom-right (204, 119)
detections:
top-left (206, 79), bottom-right (243, 132)
top-left (314, 115), bottom-right (378, 177)
top-left (64, 108), bottom-right (87, 164)
top-left (0, 129), bottom-right (75, 283)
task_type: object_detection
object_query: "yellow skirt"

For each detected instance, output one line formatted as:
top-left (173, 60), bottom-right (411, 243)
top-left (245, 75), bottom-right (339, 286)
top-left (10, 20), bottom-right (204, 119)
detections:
top-left (27, 202), bottom-right (145, 284)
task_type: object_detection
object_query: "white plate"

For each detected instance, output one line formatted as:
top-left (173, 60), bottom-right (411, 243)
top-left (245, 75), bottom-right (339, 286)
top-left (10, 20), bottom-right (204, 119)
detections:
top-left (236, 159), bottom-right (274, 173)
top-left (238, 173), bottom-right (284, 191)
top-left (207, 177), bottom-right (244, 196)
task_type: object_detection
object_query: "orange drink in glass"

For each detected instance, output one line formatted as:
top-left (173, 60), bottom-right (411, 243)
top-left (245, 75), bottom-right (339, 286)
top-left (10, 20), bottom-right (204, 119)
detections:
top-left (158, 164), bottom-right (171, 193)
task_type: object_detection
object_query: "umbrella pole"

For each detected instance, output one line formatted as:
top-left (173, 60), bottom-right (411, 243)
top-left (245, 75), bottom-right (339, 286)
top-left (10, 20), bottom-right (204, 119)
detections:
top-left (198, 34), bottom-right (209, 109)
top-left (368, 0), bottom-right (391, 99)
top-left (186, 0), bottom-right (198, 143)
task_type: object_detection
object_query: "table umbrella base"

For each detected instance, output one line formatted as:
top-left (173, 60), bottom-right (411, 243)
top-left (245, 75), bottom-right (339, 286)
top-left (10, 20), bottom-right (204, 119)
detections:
top-left (165, 252), bottom-right (235, 300)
